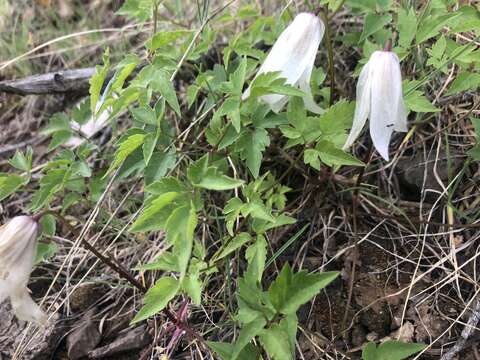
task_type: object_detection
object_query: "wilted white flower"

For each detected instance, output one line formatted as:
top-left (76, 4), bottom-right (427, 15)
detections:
top-left (65, 102), bottom-right (111, 148)
top-left (0, 216), bottom-right (46, 324)
top-left (343, 50), bottom-right (408, 161)
top-left (242, 12), bottom-right (325, 113)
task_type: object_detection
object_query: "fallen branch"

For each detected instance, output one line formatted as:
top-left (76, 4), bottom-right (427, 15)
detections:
top-left (0, 68), bottom-right (100, 95)
top-left (440, 296), bottom-right (480, 360)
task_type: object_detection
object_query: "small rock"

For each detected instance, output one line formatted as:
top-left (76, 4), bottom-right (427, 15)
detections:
top-left (396, 150), bottom-right (462, 201)
top-left (351, 325), bottom-right (367, 347)
top-left (380, 321), bottom-right (415, 343)
top-left (70, 283), bottom-right (105, 312)
top-left (67, 310), bottom-right (101, 360)
top-left (0, 300), bottom-right (62, 359)
top-left (88, 325), bottom-right (151, 359)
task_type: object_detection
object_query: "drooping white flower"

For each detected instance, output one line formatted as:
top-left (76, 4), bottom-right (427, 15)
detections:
top-left (65, 102), bottom-right (111, 148)
top-left (0, 216), bottom-right (46, 325)
top-left (242, 12), bottom-right (325, 113)
top-left (343, 50), bottom-right (408, 161)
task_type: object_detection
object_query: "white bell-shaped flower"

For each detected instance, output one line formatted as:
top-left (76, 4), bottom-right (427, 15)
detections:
top-left (242, 12), bottom-right (325, 113)
top-left (0, 216), bottom-right (46, 325)
top-left (65, 101), bottom-right (111, 148)
top-left (343, 50), bottom-right (408, 161)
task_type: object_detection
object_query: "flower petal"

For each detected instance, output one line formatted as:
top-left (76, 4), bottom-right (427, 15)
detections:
top-left (66, 102), bottom-right (111, 148)
top-left (369, 52), bottom-right (404, 161)
top-left (10, 287), bottom-right (47, 325)
top-left (298, 64), bottom-right (324, 114)
top-left (259, 13), bottom-right (323, 84)
top-left (394, 96), bottom-right (408, 132)
top-left (243, 13), bottom-right (324, 112)
top-left (343, 60), bottom-right (373, 150)
top-left (262, 94), bottom-right (289, 114)
top-left (0, 216), bottom-right (45, 324)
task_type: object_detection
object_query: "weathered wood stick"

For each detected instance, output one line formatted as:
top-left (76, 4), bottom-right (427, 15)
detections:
top-left (0, 68), bottom-right (101, 95)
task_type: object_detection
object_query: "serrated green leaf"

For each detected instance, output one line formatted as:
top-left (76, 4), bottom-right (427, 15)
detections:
top-left (40, 214), bottom-right (56, 237)
top-left (213, 232), bottom-right (252, 261)
top-left (416, 13), bottom-right (459, 44)
top-left (208, 342), bottom-right (260, 360)
top-left (131, 277), bottom-right (180, 323)
top-left (110, 54), bottom-right (139, 92)
top-left (131, 105), bottom-right (157, 125)
top-left (9, 147), bottom-right (33, 172)
top-left (169, 203), bottom-right (197, 277)
top-left (362, 340), bottom-right (426, 360)
top-left (116, 0), bottom-right (152, 21)
top-left (361, 14), bottom-right (391, 42)
top-left (0, 174), bottom-right (26, 201)
top-left (30, 168), bottom-right (70, 211)
top-left (448, 6), bottom-right (480, 33)
top-left (136, 251), bottom-right (180, 272)
top-left (144, 149), bottom-right (177, 185)
top-left (41, 113), bottom-right (71, 135)
top-left (188, 155), bottom-right (244, 190)
top-left (147, 30), bottom-right (193, 50)
top-left (142, 133), bottom-right (157, 166)
top-left (268, 263), bottom-right (339, 315)
top-left (238, 128), bottom-right (270, 178)
top-left (245, 235), bottom-right (267, 286)
top-left (304, 149), bottom-right (321, 170)
top-left (146, 176), bottom-right (188, 194)
top-left (316, 140), bottom-right (364, 167)
top-left (397, 7), bottom-right (417, 48)
top-left (106, 133), bottom-right (145, 176)
top-left (89, 50), bottom-right (110, 116)
top-left (446, 72), bottom-right (480, 96)
top-left (195, 169), bottom-right (244, 190)
top-left (259, 315), bottom-right (297, 360)
top-left (243, 201), bottom-right (275, 222)
top-left (151, 70), bottom-right (181, 116)
top-left (231, 57), bottom-right (247, 95)
top-left (34, 242), bottom-right (58, 265)
top-left (404, 91), bottom-right (439, 113)
top-left (182, 272), bottom-right (202, 305)
top-left (130, 192), bottom-right (179, 232)
top-left (231, 316), bottom-right (267, 360)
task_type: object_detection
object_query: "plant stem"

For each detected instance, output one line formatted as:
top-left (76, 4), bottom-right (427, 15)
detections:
top-left (153, 0), bottom-right (159, 36)
top-left (44, 210), bottom-right (147, 293)
top-left (341, 145), bottom-right (374, 330)
top-left (41, 211), bottom-right (209, 349)
top-left (319, 9), bottom-right (335, 106)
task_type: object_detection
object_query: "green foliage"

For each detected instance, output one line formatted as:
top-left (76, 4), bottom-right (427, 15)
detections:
top-left (226, 259), bottom-right (337, 358)
top-left (6, 2), bottom-right (477, 358)
top-left (445, 73), bottom-right (480, 96)
top-left (89, 49), bottom-right (110, 116)
top-left (107, 133), bottom-right (146, 175)
top-left (9, 147), bottom-right (33, 172)
top-left (362, 340), bottom-right (426, 360)
top-left (187, 155), bottom-right (244, 190)
top-left (403, 81), bottom-right (439, 113)
top-left (0, 174), bottom-right (27, 201)
top-left (34, 242), bottom-right (58, 265)
top-left (147, 30), bottom-right (193, 51)
top-left (132, 277), bottom-right (180, 323)
top-left (268, 263), bottom-right (339, 315)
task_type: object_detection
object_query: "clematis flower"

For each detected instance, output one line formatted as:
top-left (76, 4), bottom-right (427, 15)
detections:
top-left (65, 102), bottom-right (111, 148)
top-left (242, 12), bottom-right (325, 113)
top-left (343, 50), bottom-right (408, 161)
top-left (0, 216), bottom-right (46, 325)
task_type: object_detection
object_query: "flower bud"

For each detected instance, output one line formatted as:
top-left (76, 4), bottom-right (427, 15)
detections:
top-left (343, 50), bottom-right (408, 160)
top-left (242, 12), bottom-right (325, 113)
top-left (0, 216), bottom-right (47, 324)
